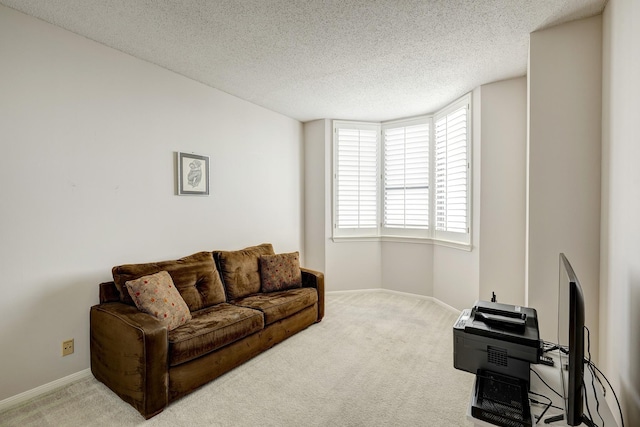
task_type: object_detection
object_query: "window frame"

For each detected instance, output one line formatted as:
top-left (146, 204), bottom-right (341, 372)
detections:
top-left (433, 94), bottom-right (472, 246)
top-left (331, 93), bottom-right (472, 249)
top-left (332, 121), bottom-right (381, 239)
top-left (381, 116), bottom-right (431, 239)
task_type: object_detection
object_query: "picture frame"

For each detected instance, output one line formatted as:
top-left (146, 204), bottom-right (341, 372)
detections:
top-left (176, 152), bottom-right (210, 196)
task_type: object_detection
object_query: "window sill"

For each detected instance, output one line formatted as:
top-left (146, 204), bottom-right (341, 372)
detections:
top-left (331, 236), bottom-right (380, 243)
top-left (331, 235), bottom-right (472, 251)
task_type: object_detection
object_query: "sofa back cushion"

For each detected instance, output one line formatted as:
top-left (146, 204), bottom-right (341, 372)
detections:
top-left (213, 243), bottom-right (275, 300)
top-left (112, 251), bottom-right (226, 312)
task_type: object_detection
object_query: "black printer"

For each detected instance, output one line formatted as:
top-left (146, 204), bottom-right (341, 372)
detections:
top-left (453, 301), bottom-right (541, 427)
top-left (453, 300), bottom-right (540, 382)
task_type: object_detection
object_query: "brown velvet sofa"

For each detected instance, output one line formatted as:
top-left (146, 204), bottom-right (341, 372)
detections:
top-left (90, 244), bottom-right (324, 419)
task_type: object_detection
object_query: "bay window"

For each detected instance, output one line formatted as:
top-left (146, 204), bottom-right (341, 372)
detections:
top-left (333, 94), bottom-right (471, 247)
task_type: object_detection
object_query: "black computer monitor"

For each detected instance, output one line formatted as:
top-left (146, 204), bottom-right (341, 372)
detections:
top-left (557, 253), bottom-right (586, 426)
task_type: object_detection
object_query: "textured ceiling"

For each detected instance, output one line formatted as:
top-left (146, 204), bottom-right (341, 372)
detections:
top-left (0, 0), bottom-right (606, 122)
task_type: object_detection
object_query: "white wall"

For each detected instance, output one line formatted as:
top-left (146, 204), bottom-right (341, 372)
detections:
top-left (381, 242), bottom-right (433, 296)
top-left (601, 0), bottom-right (640, 424)
top-left (0, 5), bottom-right (303, 401)
top-left (527, 16), bottom-right (602, 353)
top-left (326, 241), bottom-right (382, 291)
top-left (303, 119), bottom-right (328, 272)
top-left (478, 77), bottom-right (527, 306)
top-left (432, 247), bottom-right (479, 309)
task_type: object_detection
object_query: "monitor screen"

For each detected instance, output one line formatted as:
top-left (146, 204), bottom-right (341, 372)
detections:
top-left (557, 253), bottom-right (586, 426)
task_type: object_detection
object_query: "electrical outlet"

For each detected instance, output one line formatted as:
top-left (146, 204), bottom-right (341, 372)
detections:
top-left (62, 339), bottom-right (74, 356)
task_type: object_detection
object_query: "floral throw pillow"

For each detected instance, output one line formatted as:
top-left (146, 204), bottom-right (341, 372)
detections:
top-left (125, 271), bottom-right (192, 331)
top-left (260, 252), bottom-right (302, 293)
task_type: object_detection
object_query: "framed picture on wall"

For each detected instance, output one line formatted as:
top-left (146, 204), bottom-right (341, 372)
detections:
top-left (176, 152), bottom-right (210, 196)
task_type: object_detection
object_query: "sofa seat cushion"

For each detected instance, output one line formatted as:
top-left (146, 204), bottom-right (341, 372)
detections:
top-left (168, 303), bottom-right (264, 367)
top-left (233, 287), bottom-right (318, 326)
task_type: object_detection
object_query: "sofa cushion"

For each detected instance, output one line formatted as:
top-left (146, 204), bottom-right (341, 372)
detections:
top-left (260, 252), bottom-right (302, 293)
top-left (233, 287), bottom-right (317, 326)
top-left (125, 271), bottom-right (192, 331)
top-left (167, 303), bottom-right (264, 367)
top-left (113, 251), bottom-right (226, 312)
top-left (214, 243), bottom-right (275, 300)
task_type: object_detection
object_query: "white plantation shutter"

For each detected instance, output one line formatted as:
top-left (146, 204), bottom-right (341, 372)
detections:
top-left (334, 123), bottom-right (379, 235)
top-left (434, 97), bottom-right (470, 243)
top-left (383, 121), bottom-right (429, 232)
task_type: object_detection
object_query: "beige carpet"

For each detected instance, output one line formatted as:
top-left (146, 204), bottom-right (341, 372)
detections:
top-left (0, 291), bottom-right (474, 426)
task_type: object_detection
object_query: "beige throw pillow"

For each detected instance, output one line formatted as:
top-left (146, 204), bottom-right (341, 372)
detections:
top-left (260, 252), bottom-right (302, 293)
top-left (125, 271), bottom-right (192, 331)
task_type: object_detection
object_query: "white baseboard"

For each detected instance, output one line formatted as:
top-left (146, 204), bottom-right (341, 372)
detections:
top-left (0, 369), bottom-right (92, 412)
top-left (326, 288), bottom-right (384, 295)
top-left (326, 288), bottom-right (461, 314)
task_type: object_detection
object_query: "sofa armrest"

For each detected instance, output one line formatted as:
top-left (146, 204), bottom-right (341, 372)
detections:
top-left (301, 268), bottom-right (324, 322)
top-left (99, 281), bottom-right (121, 303)
top-left (90, 302), bottom-right (168, 419)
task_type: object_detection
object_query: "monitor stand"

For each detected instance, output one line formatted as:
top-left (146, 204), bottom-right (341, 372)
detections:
top-left (543, 414), bottom-right (597, 427)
